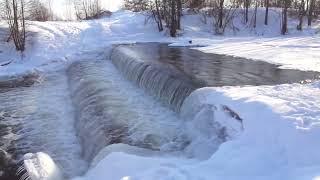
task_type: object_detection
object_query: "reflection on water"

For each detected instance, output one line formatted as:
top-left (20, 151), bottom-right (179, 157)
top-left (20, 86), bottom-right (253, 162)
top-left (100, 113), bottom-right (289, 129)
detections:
top-left (117, 43), bottom-right (320, 87)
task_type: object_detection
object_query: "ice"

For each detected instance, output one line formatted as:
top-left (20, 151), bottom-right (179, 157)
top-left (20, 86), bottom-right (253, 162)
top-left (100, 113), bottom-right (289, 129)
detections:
top-left (23, 152), bottom-right (63, 180)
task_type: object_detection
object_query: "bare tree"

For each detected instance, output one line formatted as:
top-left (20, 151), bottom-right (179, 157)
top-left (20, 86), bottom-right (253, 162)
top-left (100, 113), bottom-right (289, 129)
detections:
top-left (244, 0), bottom-right (250, 23)
top-left (177, 0), bottom-right (182, 29)
top-left (74, 0), bottom-right (102, 20)
top-left (151, 0), bottom-right (164, 31)
top-left (4, 0), bottom-right (26, 51)
top-left (46, 0), bottom-right (53, 20)
top-left (253, 0), bottom-right (258, 28)
top-left (64, 0), bottom-right (74, 20)
top-left (218, 0), bottom-right (225, 28)
top-left (28, 0), bottom-right (51, 21)
top-left (264, 0), bottom-right (269, 25)
top-left (281, 0), bottom-right (290, 34)
top-left (297, 0), bottom-right (305, 30)
top-left (307, 0), bottom-right (315, 26)
top-left (124, 0), bottom-right (149, 12)
top-left (187, 0), bottom-right (205, 9)
top-left (146, 0), bottom-right (182, 37)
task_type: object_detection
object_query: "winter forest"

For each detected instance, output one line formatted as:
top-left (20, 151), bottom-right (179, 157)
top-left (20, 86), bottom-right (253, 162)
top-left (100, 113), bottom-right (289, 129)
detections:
top-left (0, 0), bottom-right (320, 180)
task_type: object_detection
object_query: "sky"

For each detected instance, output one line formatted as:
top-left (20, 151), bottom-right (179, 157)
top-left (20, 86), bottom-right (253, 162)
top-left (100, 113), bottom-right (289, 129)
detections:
top-left (51, 0), bottom-right (124, 19)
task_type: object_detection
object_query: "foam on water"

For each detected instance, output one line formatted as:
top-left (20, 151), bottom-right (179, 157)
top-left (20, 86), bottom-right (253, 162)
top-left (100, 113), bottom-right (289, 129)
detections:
top-left (1, 46), bottom-right (245, 179)
top-left (110, 46), bottom-right (201, 112)
top-left (0, 71), bottom-right (87, 178)
top-left (67, 60), bottom-right (188, 163)
top-left (109, 46), bottom-right (244, 160)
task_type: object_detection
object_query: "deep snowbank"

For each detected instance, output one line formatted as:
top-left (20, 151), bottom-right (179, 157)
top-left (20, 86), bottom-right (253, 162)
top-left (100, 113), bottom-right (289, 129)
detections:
top-left (74, 81), bottom-right (320, 180)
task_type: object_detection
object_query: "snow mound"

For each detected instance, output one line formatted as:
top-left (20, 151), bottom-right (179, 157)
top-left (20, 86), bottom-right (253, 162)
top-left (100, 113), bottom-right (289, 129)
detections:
top-left (180, 88), bottom-right (243, 159)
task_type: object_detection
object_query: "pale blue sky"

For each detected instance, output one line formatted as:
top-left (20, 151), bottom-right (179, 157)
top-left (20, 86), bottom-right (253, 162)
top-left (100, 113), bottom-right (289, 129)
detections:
top-left (51, 0), bottom-right (124, 19)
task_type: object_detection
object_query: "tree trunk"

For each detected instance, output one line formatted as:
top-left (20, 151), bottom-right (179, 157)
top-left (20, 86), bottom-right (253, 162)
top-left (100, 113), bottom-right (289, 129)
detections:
top-left (254, 0), bottom-right (258, 28)
top-left (281, 0), bottom-right (288, 35)
top-left (245, 0), bottom-right (249, 23)
top-left (177, 0), bottom-right (182, 29)
top-left (297, 0), bottom-right (305, 30)
top-left (264, 0), bottom-right (269, 25)
top-left (6, 0), bottom-right (26, 51)
top-left (170, 0), bottom-right (177, 37)
top-left (219, 0), bottom-right (224, 28)
top-left (307, 0), bottom-right (314, 26)
top-left (155, 0), bottom-right (163, 31)
top-left (21, 0), bottom-right (26, 51)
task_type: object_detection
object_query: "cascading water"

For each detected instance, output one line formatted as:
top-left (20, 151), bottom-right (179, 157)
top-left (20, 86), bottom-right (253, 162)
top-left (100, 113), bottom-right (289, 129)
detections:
top-left (0, 71), bottom-right (87, 179)
top-left (115, 43), bottom-right (320, 87)
top-left (110, 46), bottom-right (202, 112)
top-left (0, 44), bottom-right (247, 179)
top-left (67, 60), bottom-right (188, 163)
top-left (109, 45), bottom-right (244, 160)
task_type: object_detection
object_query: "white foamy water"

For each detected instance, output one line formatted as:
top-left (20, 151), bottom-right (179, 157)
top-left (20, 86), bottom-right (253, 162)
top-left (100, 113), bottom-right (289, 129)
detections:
top-left (68, 60), bottom-right (188, 162)
top-left (0, 70), bottom-right (87, 178)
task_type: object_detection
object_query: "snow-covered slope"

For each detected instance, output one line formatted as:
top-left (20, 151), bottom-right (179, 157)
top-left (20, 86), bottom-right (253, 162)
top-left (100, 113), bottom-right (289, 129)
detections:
top-left (71, 81), bottom-right (320, 180)
top-left (0, 9), bottom-right (320, 75)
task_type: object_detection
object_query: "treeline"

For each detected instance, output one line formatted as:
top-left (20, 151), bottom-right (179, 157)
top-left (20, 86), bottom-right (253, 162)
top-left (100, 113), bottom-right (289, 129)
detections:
top-left (73, 0), bottom-right (104, 20)
top-left (0, 0), bottom-right (106, 52)
top-left (0, 0), bottom-right (55, 51)
top-left (124, 0), bottom-right (320, 36)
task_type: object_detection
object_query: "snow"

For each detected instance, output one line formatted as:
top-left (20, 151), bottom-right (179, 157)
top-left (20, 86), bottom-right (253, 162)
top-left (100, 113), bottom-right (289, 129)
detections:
top-left (73, 81), bottom-right (320, 180)
top-left (1, 9), bottom-right (320, 75)
top-left (193, 36), bottom-right (320, 72)
top-left (0, 8), bottom-right (319, 180)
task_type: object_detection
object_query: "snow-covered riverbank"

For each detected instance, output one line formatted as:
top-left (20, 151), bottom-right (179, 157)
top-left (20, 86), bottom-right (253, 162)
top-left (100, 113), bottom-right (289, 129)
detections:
top-left (1, 10), bottom-right (320, 75)
top-left (74, 81), bottom-right (320, 180)
top-left (0, 10), bottom-right (320, 180)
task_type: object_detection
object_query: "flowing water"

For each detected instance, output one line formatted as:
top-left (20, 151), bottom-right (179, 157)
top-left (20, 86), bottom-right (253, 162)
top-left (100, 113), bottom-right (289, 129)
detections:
top-left (111, 47), bottom-right (200, 112)
top-left (67, 60), bottom-right (187, 162)
top-left (1, 43), bottom-right (319, 179)
top-left (110, 43), bottom-right (319, 113)
top-left (0, 71), bottom-right (87, 178)
top-left (113, 43), bottom-right (320, 87)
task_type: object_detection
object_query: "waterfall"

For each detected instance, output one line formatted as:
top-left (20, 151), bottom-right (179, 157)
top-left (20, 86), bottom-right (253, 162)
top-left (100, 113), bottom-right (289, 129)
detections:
top-left (109, 45), bottom-right (244, 159)
top-left (110, 46), bottom-right (202, 112)
top-left (67, 61), bottom-right (129, 162)
top-left (67, 60), bottom-right (186, 163)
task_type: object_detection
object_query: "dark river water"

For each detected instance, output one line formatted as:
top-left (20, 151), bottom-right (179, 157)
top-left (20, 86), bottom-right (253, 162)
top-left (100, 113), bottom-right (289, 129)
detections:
top-left (116, 43), bottom-right (320, 87)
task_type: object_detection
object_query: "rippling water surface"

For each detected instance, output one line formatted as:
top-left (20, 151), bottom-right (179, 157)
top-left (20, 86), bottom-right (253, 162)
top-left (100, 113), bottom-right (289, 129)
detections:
top-left (116, 43), bottom-right (320, 86)
top-left (0, 71), bottom-right (87, 178)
